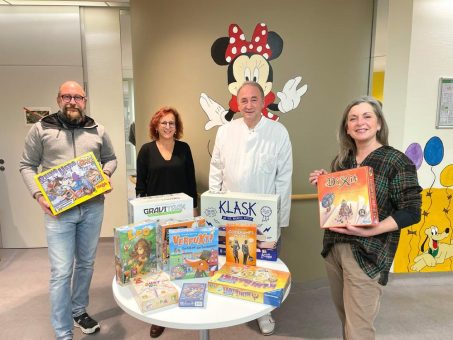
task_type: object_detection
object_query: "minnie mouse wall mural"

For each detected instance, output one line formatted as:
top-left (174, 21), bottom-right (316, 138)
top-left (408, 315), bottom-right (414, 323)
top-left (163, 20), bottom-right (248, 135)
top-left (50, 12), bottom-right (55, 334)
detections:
top-left (200, 23), bottom-right (308, 130)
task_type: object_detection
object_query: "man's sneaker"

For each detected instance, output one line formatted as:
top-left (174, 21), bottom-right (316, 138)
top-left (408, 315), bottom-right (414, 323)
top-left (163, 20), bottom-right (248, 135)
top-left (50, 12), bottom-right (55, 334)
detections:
top-left (257, 313), bottom-right (275, 336)
top-left (73, 313), bottom-right (100, 334)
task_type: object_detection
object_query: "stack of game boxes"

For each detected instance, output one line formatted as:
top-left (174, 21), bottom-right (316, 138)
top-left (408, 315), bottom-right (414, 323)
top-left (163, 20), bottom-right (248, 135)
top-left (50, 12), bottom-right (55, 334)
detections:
top-left (200, 191), bottom-right (280, 261)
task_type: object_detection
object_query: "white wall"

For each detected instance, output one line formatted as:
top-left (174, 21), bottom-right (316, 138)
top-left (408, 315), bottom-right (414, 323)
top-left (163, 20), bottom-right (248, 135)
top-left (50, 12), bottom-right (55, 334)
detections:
top-left (385, 0), bottom-right (453, 188)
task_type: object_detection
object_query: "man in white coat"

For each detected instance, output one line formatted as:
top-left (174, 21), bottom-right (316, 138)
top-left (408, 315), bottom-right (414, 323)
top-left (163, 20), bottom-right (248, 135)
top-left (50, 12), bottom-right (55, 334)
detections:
top-left (209, 81), bottom-right (293, 335)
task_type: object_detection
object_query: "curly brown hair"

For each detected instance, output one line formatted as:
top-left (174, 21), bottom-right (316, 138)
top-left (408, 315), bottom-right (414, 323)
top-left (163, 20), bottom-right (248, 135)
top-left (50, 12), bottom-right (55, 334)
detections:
top-left (149, 106), bottom-right (184, 140)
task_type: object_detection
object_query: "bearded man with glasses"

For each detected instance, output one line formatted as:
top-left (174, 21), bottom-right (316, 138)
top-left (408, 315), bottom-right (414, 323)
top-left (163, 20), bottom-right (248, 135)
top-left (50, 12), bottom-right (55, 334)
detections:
top-left (20, 80), bottom-right (117, 340)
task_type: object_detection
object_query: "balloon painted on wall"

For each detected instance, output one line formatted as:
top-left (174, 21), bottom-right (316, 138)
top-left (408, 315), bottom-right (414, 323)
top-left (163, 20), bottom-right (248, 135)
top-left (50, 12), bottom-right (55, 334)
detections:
top-left (405, 143), bottom-right (423, 170)
top-left (424, 136), bottom-right (444, 166)
top-left (440, 164), bottom-right (453, 187)
top-left (200, 23), bottom-right (308, 130)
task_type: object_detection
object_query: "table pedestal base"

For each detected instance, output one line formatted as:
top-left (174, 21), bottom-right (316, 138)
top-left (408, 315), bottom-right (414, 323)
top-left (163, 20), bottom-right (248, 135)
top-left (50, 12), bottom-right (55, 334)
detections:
top-left (200, 329), bottom-right (209, 340)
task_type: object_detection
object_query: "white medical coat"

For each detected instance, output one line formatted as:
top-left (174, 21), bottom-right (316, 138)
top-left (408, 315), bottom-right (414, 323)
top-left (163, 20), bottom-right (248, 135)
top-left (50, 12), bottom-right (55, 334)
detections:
top-left (209, 117), bottom-right (293, 228)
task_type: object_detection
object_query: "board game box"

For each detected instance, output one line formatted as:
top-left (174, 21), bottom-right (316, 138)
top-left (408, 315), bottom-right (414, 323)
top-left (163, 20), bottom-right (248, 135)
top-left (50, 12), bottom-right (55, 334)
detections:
top-left (200, 191), bottom-right (280, 261)
top-left (317, 166), bottom-right (379, 228)
top-left (157, 217), bottom-right (206, 271)
top-left (178, 282), bottom-right (207, 307)
top-left (114, 220), bottom-right (158, 285)
top-left (225, 224), bottom-right (257, 266)
top-left (168, 226), bottom-right (218, 280)
top-left (208, 263), bottom-right (291, 307)
top-left (129, 192), bottom-right (193, 223)
top-left (130, 272), bottom-right (178, 313)
top-left (34, 151), bottom-right (111, 215)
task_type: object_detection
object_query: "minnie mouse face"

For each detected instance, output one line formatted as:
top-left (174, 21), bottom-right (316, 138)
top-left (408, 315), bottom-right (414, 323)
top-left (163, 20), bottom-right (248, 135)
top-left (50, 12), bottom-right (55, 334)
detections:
top-left (228, 54), bottom-right (272, 97)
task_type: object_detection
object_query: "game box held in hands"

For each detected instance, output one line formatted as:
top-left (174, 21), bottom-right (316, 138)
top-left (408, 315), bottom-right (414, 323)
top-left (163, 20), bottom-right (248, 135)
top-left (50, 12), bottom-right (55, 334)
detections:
top-left (317, 166), bottom-right (379, 228)
top-left (34, 152), bottom-right (111, 215)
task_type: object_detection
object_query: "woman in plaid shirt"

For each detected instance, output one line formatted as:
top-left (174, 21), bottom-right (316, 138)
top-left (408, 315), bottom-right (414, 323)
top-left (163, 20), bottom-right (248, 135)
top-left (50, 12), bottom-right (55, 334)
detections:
top-left (309, 96), bottom-right (421, 340)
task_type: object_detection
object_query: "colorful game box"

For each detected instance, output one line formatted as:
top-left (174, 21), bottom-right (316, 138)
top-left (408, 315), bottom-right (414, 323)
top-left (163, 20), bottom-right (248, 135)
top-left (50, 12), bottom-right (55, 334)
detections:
top-left (157, 217), bottom-right (206, 271)
top-left (200, 191), bottom-right (280, 261)
top-left (114, 220), bottom-right (158, 286)
top-left (34, 152), bottom-right (111, 215)
top-left (168, 226), bottom-right (218, 280)
top-left (130, 272), bottom-right (178, 313)
top-left (129, 193), bottom-right (193, 223)
top-left (225, 224), bottom-right (257, 266)
top-left (178, 282), bottom-right (207, 307)
top-left (208, 263), bottom-right (291, 307)
top-left (317, 166), bottom-right (379, 228)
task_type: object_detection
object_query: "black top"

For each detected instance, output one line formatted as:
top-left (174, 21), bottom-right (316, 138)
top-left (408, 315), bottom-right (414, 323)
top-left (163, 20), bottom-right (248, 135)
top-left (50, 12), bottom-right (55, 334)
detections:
top-left (136, 140), bottom-right (197, 207)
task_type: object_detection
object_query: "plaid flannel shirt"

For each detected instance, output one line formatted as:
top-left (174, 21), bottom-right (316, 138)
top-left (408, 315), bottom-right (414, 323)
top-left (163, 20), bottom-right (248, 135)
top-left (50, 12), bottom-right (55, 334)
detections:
top-left (321, 146), bottom-right (422, 285)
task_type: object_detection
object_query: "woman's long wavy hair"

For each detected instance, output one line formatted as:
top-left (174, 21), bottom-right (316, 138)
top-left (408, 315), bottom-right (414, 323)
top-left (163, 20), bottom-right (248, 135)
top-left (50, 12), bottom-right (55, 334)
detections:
top-left (331, 96), bottom-right (389, 171)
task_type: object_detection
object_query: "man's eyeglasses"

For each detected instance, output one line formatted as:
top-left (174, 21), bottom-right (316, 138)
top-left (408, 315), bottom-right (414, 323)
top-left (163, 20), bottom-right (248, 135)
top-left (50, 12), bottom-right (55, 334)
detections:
top-left (160, 121), bottom-right (176, 127)
top-left (60, 94), bottom-right (86, 104)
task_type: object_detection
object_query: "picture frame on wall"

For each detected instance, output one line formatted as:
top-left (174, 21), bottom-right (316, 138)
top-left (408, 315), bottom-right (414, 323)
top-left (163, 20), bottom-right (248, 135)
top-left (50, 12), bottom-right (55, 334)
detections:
top-left (24, 107), bottom-right (51, 125)
top-left (436, 77), bottom-right (453, 128)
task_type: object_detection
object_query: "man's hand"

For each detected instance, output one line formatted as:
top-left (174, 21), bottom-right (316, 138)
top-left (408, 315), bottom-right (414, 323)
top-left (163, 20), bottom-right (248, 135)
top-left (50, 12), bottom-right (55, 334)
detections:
top-left (36, 195), bottom-right (54, 217)
top-left (104, 174), bottom-right (113, 194)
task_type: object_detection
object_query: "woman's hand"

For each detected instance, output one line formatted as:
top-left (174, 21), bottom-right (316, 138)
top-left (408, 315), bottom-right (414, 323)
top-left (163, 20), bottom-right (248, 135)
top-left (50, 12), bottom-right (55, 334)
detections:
top-left (328, 217), bottom-right (398, 237)
top-left (308, 169), bottom-right (328, 186)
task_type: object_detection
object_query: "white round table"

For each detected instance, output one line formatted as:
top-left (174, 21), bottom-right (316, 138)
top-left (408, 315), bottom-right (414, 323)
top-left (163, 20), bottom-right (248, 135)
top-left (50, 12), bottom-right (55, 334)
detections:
top-left (112, 256), bottom-right (290, 340)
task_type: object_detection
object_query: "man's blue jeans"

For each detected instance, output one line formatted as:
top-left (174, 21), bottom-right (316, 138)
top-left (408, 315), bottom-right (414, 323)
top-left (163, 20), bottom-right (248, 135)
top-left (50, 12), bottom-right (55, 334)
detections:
top-left (44, 198), bottom-right (104, 340)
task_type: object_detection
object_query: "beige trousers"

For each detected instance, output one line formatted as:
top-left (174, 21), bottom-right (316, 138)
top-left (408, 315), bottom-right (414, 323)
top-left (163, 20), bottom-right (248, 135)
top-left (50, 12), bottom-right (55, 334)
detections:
top-left (324, 243), bottom-right (384, 340)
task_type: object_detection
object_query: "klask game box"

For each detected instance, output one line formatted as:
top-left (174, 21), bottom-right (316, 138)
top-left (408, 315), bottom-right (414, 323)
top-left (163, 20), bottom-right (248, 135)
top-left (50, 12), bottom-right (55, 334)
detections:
top-left (208, 263), bottom-right (291, 307)
top-left (34, 152), bottom-right (111, 215)
top-left (130, 271), bottom-right (178, 313)
top-left (114, 220), bottom-right (158, 285)
top-left (200, 191), bottom-right (280, 261)
top-left (168, 226), bottom-right (218, 280)
top-left (157, 216), bottom-right (206, 271)
top-left (129, 192), bottom-right (193, 223)
top-left (178, 282), bottom-right (207, 308)
top-left (225, 224), bottom-right (257, 266)
top-left (317, 166), bottom-right (379, 228)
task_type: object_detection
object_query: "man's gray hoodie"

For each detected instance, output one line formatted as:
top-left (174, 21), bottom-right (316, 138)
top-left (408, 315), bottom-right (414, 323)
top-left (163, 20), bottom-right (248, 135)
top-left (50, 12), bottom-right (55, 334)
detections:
top-left (20, 112), bottom-right (117, 197)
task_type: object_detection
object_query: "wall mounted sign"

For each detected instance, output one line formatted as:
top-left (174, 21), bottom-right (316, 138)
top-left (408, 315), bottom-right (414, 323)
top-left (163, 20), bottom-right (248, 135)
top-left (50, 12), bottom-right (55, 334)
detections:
top-left (436, 77), bottom-right (453, 128)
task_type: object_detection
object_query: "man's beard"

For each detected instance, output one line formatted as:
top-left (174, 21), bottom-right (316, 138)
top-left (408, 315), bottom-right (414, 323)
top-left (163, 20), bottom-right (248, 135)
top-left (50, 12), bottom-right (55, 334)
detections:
top-left (62, 105), bottom-right (85, 124)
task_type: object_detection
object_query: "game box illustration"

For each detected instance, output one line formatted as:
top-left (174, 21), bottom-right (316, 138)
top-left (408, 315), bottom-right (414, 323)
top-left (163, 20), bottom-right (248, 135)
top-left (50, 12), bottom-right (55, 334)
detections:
top-left (130, 272), bottom-right (178, 313)
top-left (178, 282), bottom-right (207, 307)
top-left (208, 263), bottom-right (290, 307)
top-left (34, 152), bottom-right (111, 215)
top-left (168, 226), bottom-right (218, 280)
top-left (225, 224), bottom-right (257, 266)
top-left (317, 166), bottom-right (379, 228)
top-left (114, 220), bottom-right (158, 285)
top-left (157, 217), bottom-right (206, 271)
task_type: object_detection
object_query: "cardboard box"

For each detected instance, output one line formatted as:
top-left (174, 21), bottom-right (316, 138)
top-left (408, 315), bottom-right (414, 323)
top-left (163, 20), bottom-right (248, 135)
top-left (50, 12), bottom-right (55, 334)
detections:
top-left (129, 193), bottom-right (193, 223)
top-left (317, 166), bottom-right (379, 228)
top-left (208, 263), bottom-right (291, 307)
top-left (130, 272), bottom-right (178, 312)
top-left (225, 224), bottom-right (257, 266)
top-left (34, 152), bottom-right (111, 215)
top-left (200, 191), bottom-right (279, 261)
top-left (157, 217), bottom-right (206, 271)
top-left (168, 226), bottom-right (218, 280)
top-left (114, 220), bottom-right (158, 285)
top-left (179, 282), bottom-right (207, 307)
